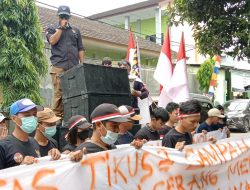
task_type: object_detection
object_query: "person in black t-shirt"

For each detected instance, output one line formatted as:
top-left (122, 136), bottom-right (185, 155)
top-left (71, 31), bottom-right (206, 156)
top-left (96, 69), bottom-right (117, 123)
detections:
top-left (34, 108), bottom-right (61, 159)
top-left (0, 98), bottom-right (43, 169)
top-left (75, 103), bottom-right (131, 153)
top-left (115, 105), bottom-right (142, 145)
top-left (75, 103), bottom-right (144, 154)
top-left (135, 107), bottom-right (168, 141)
top-left (159, 102), bottom-right (179, 139)
top-left (62, 115), bottom-right (92, 154)
top-left (162, 100), bottom-right (202, 150)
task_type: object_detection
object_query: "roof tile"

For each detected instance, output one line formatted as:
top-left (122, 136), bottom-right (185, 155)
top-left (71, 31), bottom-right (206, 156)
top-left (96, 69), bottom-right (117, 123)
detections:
top-left (38, 6), bottom-right (161, 53)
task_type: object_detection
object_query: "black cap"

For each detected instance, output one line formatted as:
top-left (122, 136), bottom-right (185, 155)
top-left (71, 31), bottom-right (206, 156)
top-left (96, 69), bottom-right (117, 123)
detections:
top-left (58, 5), bottom-right (71, 16)
top-left (91, 103), bottom-right (130, 123)
top-left (65, 115), bottom-right (92, 131)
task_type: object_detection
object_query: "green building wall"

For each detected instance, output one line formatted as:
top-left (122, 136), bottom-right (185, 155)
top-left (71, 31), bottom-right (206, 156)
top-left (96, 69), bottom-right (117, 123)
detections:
top-left (118, 16), bottom-right (168, 40)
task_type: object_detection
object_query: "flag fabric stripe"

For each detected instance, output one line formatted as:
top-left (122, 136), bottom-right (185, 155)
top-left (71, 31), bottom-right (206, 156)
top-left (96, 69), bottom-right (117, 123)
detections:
top-left (160, 29), bottom-right (172, 92)
top-left (153, 27), bottom-right (173, 89)
top-left (162, 28), bottom-right (172, 65)
top-left (177, 34), bottom-right (186, 61)
top-left (126, 31), bottom-right (151, 125)
top-left (126, 30), bottom-right (135, 62)
top-left (153, 27), bottom-right (173, 108)
top-left (164, 32), bottom-right (190, 104)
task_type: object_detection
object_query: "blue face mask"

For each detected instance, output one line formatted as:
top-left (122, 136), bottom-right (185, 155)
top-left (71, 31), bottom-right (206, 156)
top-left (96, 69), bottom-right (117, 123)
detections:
top-left (20, 116), bottom-right (38, 134)
top-left (100, 123), bottom-right (119, 145)
top-left (43, 126), bottom-right (57, 138)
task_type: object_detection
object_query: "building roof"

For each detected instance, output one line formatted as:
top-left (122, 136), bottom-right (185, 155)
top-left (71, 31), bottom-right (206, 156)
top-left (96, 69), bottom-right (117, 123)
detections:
top-left (89, 0), bottom-right (165, 20)
top-left (38, 6), bottom-right (162, 53)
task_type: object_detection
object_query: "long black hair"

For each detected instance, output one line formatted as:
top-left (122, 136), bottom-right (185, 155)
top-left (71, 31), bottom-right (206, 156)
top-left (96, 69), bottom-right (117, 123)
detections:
top-left (66, 127), bottom-right (78, 145)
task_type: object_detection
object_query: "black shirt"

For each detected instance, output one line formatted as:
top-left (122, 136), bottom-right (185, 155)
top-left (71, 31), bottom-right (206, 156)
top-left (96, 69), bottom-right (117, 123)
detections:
top-left (62, 143), bottom-right (77, 152)
top-left (162, 128), bottom-right (193, 148)
top-left (115, 132), bottom-right (134, 145)
top-left (75, 141), bottom-right (116, 154)
top-left (0, 135), bottom-right (40, 170)
top-left (38, 137), bottom-right (58, 157)
top-left (158, 125), bottom-right (172, 137)
top-left (46, 24), bottom-right (84, 71)
top-left (134, 124), bottom-right (160, 141)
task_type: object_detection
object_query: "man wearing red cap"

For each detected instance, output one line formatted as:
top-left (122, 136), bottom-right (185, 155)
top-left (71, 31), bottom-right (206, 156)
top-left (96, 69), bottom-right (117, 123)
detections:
top-left (62, 115), bottom-right (92, 153)
top-left (75, 103), bottom-right (144, 154)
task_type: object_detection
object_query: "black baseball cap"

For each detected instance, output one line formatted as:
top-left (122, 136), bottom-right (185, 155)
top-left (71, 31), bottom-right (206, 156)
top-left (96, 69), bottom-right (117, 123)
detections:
top-left (91, 103), bottom-right (130, 123)
top-left (57, 5), bottom-right (71, 16)
top-left (66, 115), bottom-right (92, 131)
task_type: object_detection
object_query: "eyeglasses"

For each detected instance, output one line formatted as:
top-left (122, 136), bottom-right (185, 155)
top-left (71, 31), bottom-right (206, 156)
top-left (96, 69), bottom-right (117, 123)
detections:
top-left (59, 14), bottom-right (70, 20)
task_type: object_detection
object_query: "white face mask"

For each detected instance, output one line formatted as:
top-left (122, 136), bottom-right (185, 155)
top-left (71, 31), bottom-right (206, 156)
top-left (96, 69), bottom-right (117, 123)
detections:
top-left (99, 122), bottom-right (119, 145)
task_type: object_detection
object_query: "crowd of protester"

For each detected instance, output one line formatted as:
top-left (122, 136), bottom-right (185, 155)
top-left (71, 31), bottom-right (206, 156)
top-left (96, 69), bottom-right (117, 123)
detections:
top-left (0, 5), bottom-right (231, 171)
top-left (0, 97), bottom-right (230, 170)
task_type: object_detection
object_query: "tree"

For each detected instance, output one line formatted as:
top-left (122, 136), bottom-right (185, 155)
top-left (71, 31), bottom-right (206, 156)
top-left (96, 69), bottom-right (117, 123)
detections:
top-left (166, 0), bottom-right (250, 59)
top-left (0, 0), bottom-right (48, 109)
top-left (196, 58), bottom-right (215, 93)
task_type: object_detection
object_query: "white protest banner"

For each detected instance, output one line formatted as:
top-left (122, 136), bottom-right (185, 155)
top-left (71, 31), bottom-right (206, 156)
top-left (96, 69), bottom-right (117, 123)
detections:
top-left (193, 129), bottom-right (228, 143)
top-left (0, 135), bottom-right (249, 190)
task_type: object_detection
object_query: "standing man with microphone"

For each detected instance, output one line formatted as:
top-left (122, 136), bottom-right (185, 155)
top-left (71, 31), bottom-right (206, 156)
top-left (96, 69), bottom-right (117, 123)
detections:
top-left (46, 5), bottom-right (85, 118)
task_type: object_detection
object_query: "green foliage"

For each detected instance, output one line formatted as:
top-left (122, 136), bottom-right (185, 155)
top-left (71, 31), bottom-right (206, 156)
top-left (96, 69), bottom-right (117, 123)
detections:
top-left (166, 0), bottom-right (250, 59)
top-left (0, 0), bottom-right (48, 110)
top-left (196, 58), bottom-right (215, 93)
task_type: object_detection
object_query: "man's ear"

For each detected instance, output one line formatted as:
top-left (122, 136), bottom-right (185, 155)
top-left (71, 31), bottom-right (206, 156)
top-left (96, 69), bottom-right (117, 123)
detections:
top-left (11, 115), bottom-right (21, 126)
top-left (11, 115), bottom-right (17, 122)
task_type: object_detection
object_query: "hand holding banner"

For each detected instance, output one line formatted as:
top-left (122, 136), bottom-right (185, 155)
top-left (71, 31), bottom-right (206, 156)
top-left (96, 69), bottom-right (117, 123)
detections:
top-left (0, 135), bottom-right (249, 190)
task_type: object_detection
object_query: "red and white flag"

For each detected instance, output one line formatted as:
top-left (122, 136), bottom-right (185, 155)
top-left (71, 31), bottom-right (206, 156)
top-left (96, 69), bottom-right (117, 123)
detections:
top-left (167, 32), bottom-right (190, 103)
top-left (126, 31), bottom-right (151, 124)
top-left (126, 30), bottom-right (136, 66)
top-left (153, 27), bottom-right (173, 108)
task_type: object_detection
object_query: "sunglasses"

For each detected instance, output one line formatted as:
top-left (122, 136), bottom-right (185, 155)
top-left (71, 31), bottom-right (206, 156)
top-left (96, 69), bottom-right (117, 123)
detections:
top-left (59, 14), bottom-right (70, 20)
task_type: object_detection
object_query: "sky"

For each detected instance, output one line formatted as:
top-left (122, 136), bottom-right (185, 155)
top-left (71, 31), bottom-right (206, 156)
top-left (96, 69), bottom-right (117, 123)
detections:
top-left (36, 0), bottom-right (146, 17)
